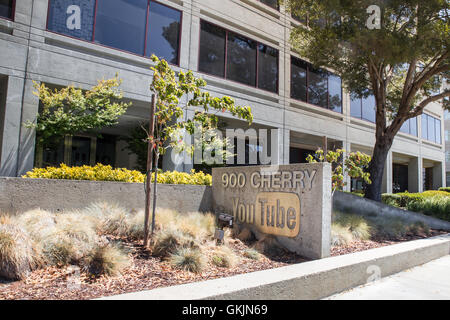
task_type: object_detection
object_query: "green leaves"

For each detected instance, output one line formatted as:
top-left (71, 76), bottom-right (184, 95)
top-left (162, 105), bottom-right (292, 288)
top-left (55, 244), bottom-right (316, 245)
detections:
top-left (29, 76), bottom-right (130, 146)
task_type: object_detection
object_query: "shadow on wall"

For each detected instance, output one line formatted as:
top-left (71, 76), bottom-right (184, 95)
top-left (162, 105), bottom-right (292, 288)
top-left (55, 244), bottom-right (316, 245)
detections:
top-left (333, 191), bottom-right (450, 231)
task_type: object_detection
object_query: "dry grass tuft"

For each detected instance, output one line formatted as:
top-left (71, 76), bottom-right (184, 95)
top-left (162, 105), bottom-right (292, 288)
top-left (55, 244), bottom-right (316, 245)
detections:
top-left (82, 244), bottom-right (130, 277)
top-left (152, 228), bottom-right (197, 257)
top-left (211, 246), bottom-right (240, 268)
top-left (331, 223), bottom-right (353, 247)
top-left (169, 248), bottom-right (205, 273)
top-left (243, 248), bottom-right (261, 260)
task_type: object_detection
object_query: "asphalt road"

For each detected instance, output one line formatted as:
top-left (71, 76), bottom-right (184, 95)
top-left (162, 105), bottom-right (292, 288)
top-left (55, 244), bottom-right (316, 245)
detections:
top-left (325, 255), bottom-right (450, 300)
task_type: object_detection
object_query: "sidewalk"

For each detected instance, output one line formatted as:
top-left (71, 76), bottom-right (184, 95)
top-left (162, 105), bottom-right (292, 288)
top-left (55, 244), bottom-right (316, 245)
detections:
top-left (325, 255), bottom-right (450, 300)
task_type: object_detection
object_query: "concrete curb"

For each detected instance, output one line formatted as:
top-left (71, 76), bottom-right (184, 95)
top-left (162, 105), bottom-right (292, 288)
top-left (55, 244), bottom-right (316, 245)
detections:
top-left (99, 234), bottom-right (450, 300)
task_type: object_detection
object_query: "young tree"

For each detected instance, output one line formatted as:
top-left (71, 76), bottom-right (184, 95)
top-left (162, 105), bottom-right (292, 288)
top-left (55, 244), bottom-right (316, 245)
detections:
top-left (29, 76), bottom-right (131, 148)
top-left (284, 0), bottom-right (449, 201)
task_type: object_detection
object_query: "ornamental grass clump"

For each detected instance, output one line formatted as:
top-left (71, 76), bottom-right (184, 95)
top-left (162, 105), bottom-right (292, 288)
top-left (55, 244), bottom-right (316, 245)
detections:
top-left (243, 248), bottom-right (261, 260)
top-left (152, 228), bottom-right (198, 258)
top-left (0, 224), bottom-right (41, 280)
top-left (211, 246), bottom-right (239, 268)
top-left (82, 244), bottom-right (130, 277)
top-left (169, 248), bottom-right (205, 273)
top-left (331, 223), bottom-right (353, 247)
top-left (334, 213), bottom-right (371, 241)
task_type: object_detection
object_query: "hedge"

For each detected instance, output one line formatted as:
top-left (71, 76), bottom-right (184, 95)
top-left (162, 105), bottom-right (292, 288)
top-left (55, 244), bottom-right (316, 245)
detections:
top-left (439, 187), bottom-right (450, 193)
top-left (23, 164), bottom-right (212, 186)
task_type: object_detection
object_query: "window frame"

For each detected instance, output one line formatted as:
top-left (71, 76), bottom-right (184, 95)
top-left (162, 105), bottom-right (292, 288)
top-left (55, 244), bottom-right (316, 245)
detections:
top-left (198, 19), bottom-right (279, 95)
top-left (290, 55), bottom-right (343, 114)
top-left (0, 0), bottom-right (16, 21)
top-left (421, 113), bottom-right (442, 144)
top-left (399, 117), bottom-right (418, 137)
top-left (256, 0), bottom-right (280, 11)
top-left (45, 0), bottom-right (182, 66)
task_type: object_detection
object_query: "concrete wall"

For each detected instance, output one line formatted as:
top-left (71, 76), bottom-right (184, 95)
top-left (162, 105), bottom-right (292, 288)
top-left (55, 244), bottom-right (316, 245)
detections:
top-left (0, 177), bottom-right (213, 214)
top-left (0, 0), bottom-right (446, 191)
top-left (333, 191), bottom-right (450, 231)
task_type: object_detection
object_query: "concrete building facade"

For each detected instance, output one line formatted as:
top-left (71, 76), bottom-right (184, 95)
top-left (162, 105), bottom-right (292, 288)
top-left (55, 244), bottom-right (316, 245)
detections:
top-left (0, 0), bottom-right (446, 192)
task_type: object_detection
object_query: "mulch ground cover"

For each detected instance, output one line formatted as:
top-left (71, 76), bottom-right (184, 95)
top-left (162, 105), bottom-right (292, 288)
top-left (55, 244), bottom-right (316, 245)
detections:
top-left (0, 229), bottom-right (447, 300)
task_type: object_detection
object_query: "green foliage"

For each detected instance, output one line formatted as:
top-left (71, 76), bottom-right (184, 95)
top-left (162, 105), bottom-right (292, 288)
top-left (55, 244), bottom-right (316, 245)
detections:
top-left (211, 246), bottom-right (239, 268)
top-left (149, 55), bottom-right (253, 160)
top-left (439, 187), bottom-right (450, 193)
top-left (120, 124), bottom-right (150, 173)
top-left (23, 164), bottom-right (212, 185)
top-left (307, 148), bottom-right (371, 192)
top-left (28, 76), bottom-right (131, 147)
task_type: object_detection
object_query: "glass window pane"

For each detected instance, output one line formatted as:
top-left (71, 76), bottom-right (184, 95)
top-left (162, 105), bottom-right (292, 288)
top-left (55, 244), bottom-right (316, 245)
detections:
top-left (71, 137), bottom-right (91, 166)
top-left (400, 119), bottom-right (410, 134)
top-left (308, 66), bottom-right (328, 108)
top-left (410, 117), bottom-right (417, 136)
top-left (257, 44), bottom-right (278, 93)
top-left (0, 0), bottom-right (13, 19)
top-left (226, 32), bottom-right (257, 86)
top-left (350, 96), bottom-right (362, 118)
top-left (198, 21), bottom-right (226, 77)
top-left (94, 0), bottom-right (148, 55)
top-left (362, 95), bottom-right (376, 123)
top-left (96, 135), bottom-right (116, 166)
top-left (146, 1), bottom-right (181, 64)
top-left (428, 115), bottom-right (435, 142)
top-left (42, 139), bottom-right (65, 167)
top-left (422, 114), bottom-right (428, 140)
top-left (47, 0), bottom-right (95, 41)
top-left (259, 0), bottom-right (278, 10)
top-left (328, 73), bottom-right (342, 113)
top-left (290, 57), bottom-right (307, 102)
top-left (435, 118), bottom-right (441, 144)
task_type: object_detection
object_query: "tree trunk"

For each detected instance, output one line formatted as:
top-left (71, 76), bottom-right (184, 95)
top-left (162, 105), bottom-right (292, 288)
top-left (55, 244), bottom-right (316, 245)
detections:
top-left (364, 137), bottom-right (392, 202)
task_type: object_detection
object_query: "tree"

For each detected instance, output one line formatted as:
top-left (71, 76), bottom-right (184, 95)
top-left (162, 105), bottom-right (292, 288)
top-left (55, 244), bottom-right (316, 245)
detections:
top-left (306, 148), bottom-right (372, 194)
top-left (283, 0), bottom-right (449, 201)
top-left (29, 76), bottom-right (131, 148)
top-left (143, 55), bottom-right (253, 244)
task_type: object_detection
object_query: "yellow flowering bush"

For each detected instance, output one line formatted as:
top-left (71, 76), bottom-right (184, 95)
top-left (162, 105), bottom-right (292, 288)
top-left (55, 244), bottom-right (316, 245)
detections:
top-left (23, 164), bottom-right (212, 186)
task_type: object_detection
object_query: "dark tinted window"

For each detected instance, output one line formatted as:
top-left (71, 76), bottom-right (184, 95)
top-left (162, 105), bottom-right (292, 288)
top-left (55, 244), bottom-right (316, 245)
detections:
top-left (291, 57), bottom-right (307, 102)
top-left (199, 21), bottom-right (226, 77)
top-left (257, 44), bottom-right (278, 93)
top-left (328, 73), bottom-right (342, 113)
top-left (0, 0), bottom-right (13, 19)
top-left (47, 0), bottom-right (95, 40)
top-left (362, 95), bottom-right (376, 123)
top-left (146, 1), bottom-right (181, 64)
top-left (308, 66), bottom-right (328, 109)
top-left (259, 0), bottom-right (278, 10)
top-left (94, 0), bottom-right (148, 55)
top-left (71, 136), bottom-right (91, 166)
top-left (227, 32), bottom-right (257, 86)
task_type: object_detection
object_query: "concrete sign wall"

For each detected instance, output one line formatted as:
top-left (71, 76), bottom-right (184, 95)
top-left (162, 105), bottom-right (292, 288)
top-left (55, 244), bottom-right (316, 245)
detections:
top-left (212, 163), bottom-right (332, 259)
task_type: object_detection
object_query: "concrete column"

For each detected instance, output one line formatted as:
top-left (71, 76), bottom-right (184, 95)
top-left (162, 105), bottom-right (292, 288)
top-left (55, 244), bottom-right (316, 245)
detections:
top-left (0, 76), bottom-right (25, 177)
top-left (342, 141), bottom-right (352, 192)
top-left (271, 128), bottom-right (290, 165)
top-left (408, 157), bottom-right (423, 193)
top-left (16, 79), bottom-right (39, 176)
top-left (382, 151), bottom-right (393, 193)
top-left (432, 162), bottom-right (444, 190)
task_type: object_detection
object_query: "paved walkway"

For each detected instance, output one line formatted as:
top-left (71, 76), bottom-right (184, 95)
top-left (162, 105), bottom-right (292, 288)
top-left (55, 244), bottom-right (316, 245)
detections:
top-left (325, 255), bottom-right (450, 300)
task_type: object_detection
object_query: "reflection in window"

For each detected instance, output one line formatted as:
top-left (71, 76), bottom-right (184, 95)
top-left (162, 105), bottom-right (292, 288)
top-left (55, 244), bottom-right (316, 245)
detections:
top-left (290, 56), bottom-right (342, 112)
top-left (0, 0), bottom-right (13, 19)
top-left (199, 21), bottom-right (226, 77)
top-left (400, 117), bottom-right (418, 136)
top-left (94, 0), bottom-right (148, 55)
top-left (199, 20), bottom-right (279, 93)
top-left (291, 57), bottom-right (307, 102)
top-left (227, 33), bottom-right (257, 87)
top-left (258, 0), bottom-right (278, 10)
top-left (257, 45), bottom-right (278, 93)
top-left (421, 113), bottom-right (442, 144)
top-left (47, 1), bottom-right (182, 64)
top-left (146, 1), bottom-right (181, 64)
top-left (350, 93), bottom-right (375, 123)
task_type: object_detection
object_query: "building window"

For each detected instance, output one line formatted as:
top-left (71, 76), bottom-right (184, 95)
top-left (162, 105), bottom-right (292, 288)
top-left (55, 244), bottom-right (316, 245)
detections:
top-left (47, 0), bottom-right (182, 64)
top-left (421, 113), bottom-right (441, 144)
top-left (258, 0), bottom-right (279, 10)
top-left (290, 56), bottom-right (342, 113)
top-left (199, 20), bottom-right (279, 93)
top-left (400, 117), bottom-right (418, 136)
top-left (0, 0), bottom-right (14, 20)
top-left (350, 93), bottom-right (376, 123)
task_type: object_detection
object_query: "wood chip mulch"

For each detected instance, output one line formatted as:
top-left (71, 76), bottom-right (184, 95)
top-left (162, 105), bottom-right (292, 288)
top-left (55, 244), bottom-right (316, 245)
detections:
top-left (0, 230), bottom-right (447, 300)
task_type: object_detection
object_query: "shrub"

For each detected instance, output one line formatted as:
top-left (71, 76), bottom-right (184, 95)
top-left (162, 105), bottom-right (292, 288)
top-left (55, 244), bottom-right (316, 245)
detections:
top-left (439, 187), bottom-right (450, 193)
top-left (381, 194), bottom-right (402, 207)
top-left (82, 244), bottom-right (130, 277)
top-left (169, 248), bottom-right (205, 273)
top-left (211, 246), bottom-right (239, 268)
top-left (331, 223), bottom-right (353, 247)
top-left (368, 216), bottom-right (408, 239)
top-left (0, 224), bottom-right (40, 280)
top-left (23, 164), bottom-right (212, 186)
top-left (407, 196), bottom-right (450, 221)
top-left (243, 248), bottom-right (261, 260)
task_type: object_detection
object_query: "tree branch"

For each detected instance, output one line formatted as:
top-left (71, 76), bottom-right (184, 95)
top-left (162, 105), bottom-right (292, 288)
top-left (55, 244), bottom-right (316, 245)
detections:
top-left (410, 90), bottom-right (450, 117)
